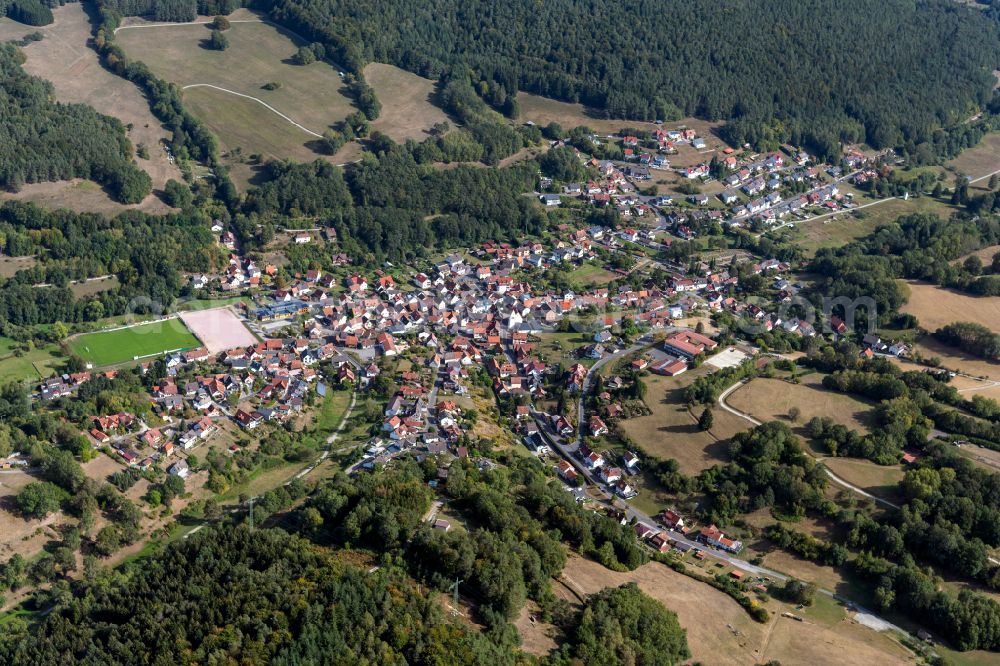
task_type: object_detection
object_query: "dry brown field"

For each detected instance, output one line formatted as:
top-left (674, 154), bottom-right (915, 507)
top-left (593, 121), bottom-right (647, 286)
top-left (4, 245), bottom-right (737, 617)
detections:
top-left (0, 5), bottom-right (180, 210)
top-left (559, 555), bottom-right (912, 666)
top-left (513, 602), bottom-right (560, 658)
top-left (727, 375), bottom-right (875, 435)
top-left (69, 276), bottom-right (120, 298)
top-left (890, 338), bottom-right (1000, 381)
top-left (947, 131), bottom-right (1000, 181)
top-left (0, 469), bottom-right (73, 563)
top-left (620, 366), bottom-right (747, 475)
top-left (822, 457), bottom-right (905, 503)
top-left (0, 255), bottom-right (36, 278)
top-left (954, 244), bottom-right (1000, 266)
top-left (363, 63), bottom-right (449, 141)
top-left (901, 280), bottom-right (1000, 332)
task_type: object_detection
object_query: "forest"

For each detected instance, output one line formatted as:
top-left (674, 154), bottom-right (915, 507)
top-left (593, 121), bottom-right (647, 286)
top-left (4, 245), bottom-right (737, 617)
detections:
top-left (236, 148), bottom-right (545, 263)
top-left (294, 456), bottom-right (649, 635)
top-left (810, 211), bottom-right (1000, 325)
top-left (0, 465), bottom-right (690, 665)
top-left (261, 0), bottom-right (1000, 158)
top-left (0, 44), bottom-right (151, 203)
top-left (0, 201), bottom-right (218, 331)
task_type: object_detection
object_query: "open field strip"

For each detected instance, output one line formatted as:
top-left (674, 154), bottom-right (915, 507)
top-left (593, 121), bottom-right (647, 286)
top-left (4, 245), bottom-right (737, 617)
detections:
top-left (181, 83), bottom-right (322, 137)
top-left (67, 318), bottom-right (200, 367)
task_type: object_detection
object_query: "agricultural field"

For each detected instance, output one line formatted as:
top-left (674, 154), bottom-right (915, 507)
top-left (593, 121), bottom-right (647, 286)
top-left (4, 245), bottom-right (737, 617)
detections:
top-left (726, 375), bottom-right (875, 436)
top-left (0, 5), bottom-right (179, 212)
top-left (363, 63), bottom-right (449, 141)
top-left (67, 318), bottom-right (201, 367)
top-left (558, 555), bottom-right (912, 666)
top-left (900, 279), bottom-right (1000, 332)
top-left (947, 131), bottom-right (1000, 184)
top-left (620, 366), bottom-right (747, 475)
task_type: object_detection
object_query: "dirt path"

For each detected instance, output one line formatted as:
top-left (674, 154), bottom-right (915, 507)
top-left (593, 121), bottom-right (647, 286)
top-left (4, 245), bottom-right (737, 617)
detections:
top-left (718, 380), bottom-right (901, 510)
top-left (181, 83), bottom-right (322, 137)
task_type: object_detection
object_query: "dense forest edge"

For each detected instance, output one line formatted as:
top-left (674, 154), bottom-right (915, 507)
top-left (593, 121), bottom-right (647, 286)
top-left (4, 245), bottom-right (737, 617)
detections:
top-left (0, 42), bottom-right (151, 202)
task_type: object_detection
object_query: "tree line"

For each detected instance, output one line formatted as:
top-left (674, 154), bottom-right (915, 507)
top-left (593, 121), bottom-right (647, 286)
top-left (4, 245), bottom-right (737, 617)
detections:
top-left (236, 146), bottom-right (545, 264)
top-left (0, 200), bottom-right (219, 329)
top-left (810, 212), bottom-right (1000, 325)
top-left (0, 44), bottom-right (151, 203)
top-left (261, 0), bottom-right (1000, 161)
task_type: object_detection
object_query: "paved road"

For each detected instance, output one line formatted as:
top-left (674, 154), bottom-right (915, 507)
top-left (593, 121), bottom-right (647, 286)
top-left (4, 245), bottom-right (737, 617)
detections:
top-left (717, 380), bottom-right (901, 510)
top-left (426, 365), bottom-right (441, 410)
top-left (533, 396), bottom-right (911, 635)
top-left (575, 337), bottom-right (654, 446)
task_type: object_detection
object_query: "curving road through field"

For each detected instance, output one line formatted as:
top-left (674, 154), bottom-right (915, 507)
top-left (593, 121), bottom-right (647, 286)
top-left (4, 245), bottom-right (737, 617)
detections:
top-left (718, 380), bottom-right (901, 510)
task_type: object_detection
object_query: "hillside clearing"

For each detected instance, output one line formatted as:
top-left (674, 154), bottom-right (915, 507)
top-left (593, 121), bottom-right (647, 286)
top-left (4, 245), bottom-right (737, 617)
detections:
top-left (947, 131), bottom-right (1000, 184)
top-left (116, 19), bottom-right (355, 132)
top-left (363, 63), bottom-right (449, 141)
top-left (180, 85), bottom-right (360, 190)
top-left (116, 16), bottom-right (359, 183)
top-left (620, 366), bottom-right (747, 475)
top-left (900, 280), bottom-right (1000, 332)
top-left (0, 6), bottom-right (179, 210)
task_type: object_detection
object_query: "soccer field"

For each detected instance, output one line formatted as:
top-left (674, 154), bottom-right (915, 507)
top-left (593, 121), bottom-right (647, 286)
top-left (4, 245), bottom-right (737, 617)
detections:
top-left (67, 319), bottom-right (201, 367)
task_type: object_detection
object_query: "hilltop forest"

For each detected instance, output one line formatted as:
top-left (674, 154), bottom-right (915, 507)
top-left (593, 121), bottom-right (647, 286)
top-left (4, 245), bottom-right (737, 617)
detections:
top-left (0, 44), bottom-right (151, 203)
top-left (262, 0), bottom-right (1000, 156)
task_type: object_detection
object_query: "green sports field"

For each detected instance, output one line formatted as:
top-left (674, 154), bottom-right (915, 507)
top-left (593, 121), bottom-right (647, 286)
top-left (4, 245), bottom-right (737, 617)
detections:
top-left (67, 319), bottom-right (200, 367)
